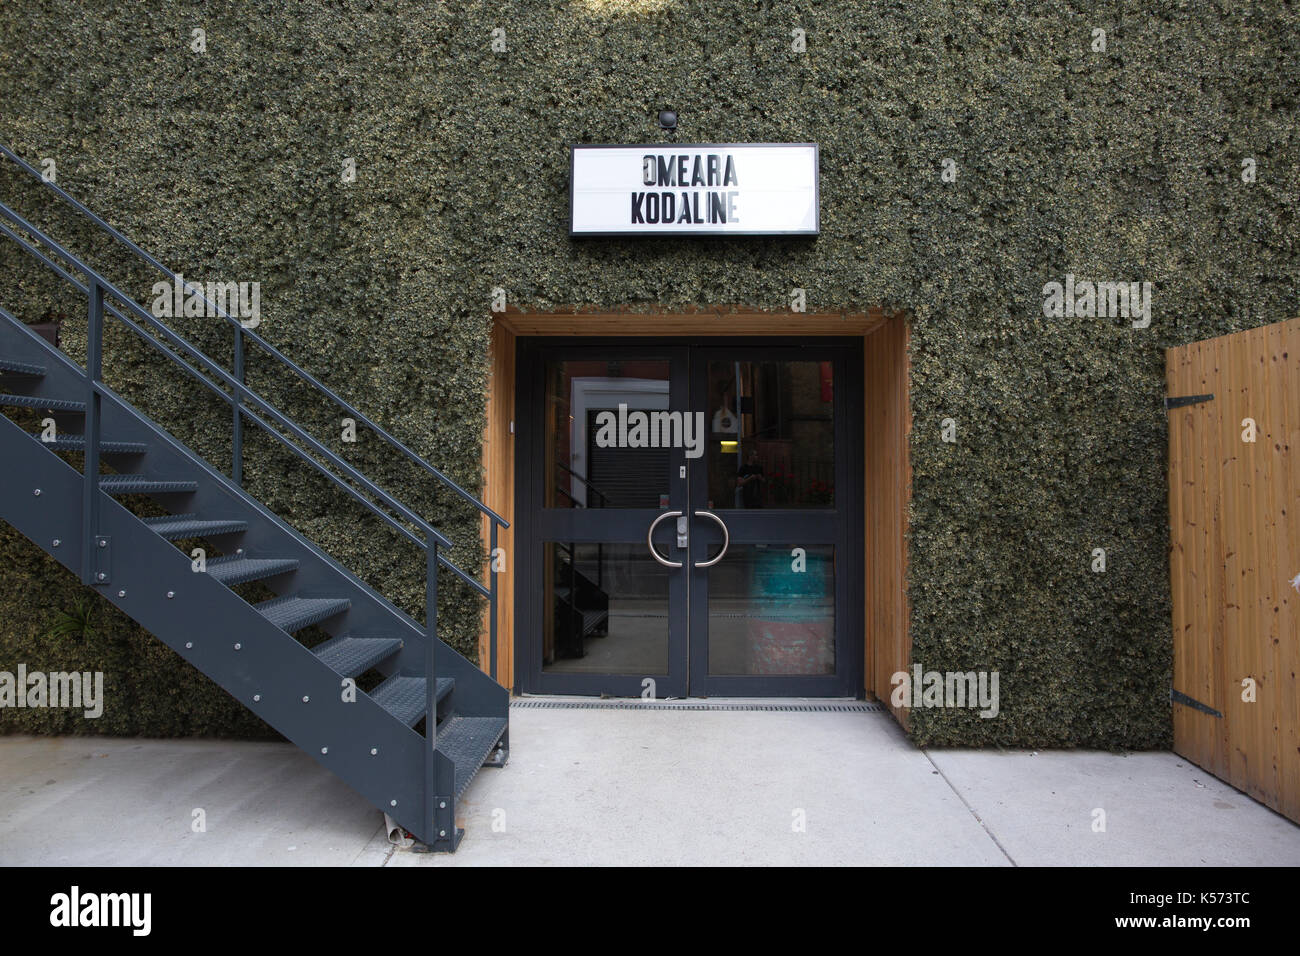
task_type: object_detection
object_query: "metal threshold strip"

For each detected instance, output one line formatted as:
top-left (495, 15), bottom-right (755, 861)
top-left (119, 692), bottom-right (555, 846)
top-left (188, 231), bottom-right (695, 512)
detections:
top-left (511, 696), bottom-right (883, 712)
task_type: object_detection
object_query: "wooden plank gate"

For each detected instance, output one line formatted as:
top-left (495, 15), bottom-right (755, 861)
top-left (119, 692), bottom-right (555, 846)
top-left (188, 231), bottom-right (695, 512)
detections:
top-left (1166, 316), bottom-right (1299, 824)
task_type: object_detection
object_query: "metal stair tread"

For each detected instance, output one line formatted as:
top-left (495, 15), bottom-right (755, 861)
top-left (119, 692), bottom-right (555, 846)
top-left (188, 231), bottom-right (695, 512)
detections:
top-left (205, 554), bottom-right (300, 586)
top-left (0, 358), bottom-right (45, 375)
top-left (0, 393), bottom-right (84, 411)
top-left (142, 513), bottom-right (249, 539)
top-left (29, 433), bottom-right (147, 454)
top-left (254, 594), bottom-right (351, 632)
top-left (438, 716), bottom-right (509, 802)
top-left (99, 475), bottom-right (198, 495)
top-left (370, 674), bottom-right (454, 726)
top-left (312, 635), bottom-right (404, 677)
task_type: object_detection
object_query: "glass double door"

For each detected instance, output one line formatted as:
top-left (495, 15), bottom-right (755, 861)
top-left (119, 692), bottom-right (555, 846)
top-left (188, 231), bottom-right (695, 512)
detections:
top-left (517, 339), bottom-right (861, 698)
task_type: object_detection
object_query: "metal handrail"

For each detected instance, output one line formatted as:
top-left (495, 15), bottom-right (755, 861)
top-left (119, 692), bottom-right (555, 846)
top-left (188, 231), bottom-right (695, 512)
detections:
top-left (0, 199), bottom-right (485, 558)
top-left (0, 147), bottom-right (507, 693)
top-left (0, 144), bottom-right (507, 528)
top-left (0, 211), bottom-right (463, 567)
top-left (556, 461), bottom-right (610, 505)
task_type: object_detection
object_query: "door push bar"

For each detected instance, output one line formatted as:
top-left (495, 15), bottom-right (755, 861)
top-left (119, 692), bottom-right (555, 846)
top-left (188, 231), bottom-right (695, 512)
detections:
top-left (646, 510), bottom-right (730, 569)
top-left (647, 510), bottom-right (684, 568)
top-left (692, 511), bottom-right (729, 568)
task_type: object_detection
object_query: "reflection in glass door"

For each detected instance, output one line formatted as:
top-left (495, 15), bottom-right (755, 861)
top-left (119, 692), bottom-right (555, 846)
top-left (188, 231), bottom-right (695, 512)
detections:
top-left (517, 339), bottom-right (860, 698)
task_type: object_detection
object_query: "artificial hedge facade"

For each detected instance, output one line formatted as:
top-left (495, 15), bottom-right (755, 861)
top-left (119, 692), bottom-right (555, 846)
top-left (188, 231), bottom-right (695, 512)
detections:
top-left (1, 1), bottom-right (1296, 746)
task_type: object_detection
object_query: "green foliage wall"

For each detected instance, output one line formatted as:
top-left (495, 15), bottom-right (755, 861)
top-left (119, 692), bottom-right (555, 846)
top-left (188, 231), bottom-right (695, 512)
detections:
top-left (1, 1), bottom-right (1295, 746)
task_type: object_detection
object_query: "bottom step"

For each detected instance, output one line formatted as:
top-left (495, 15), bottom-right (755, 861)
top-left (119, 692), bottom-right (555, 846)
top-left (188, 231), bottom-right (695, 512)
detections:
top-left (438, 716), bottom-right (508, 802)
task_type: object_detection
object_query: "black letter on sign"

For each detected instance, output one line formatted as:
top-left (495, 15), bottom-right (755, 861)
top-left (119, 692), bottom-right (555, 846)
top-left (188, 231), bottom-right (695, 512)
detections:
top-left (678, 192), bottom-right (694, 223)
top-left (631, 192), bottom-right (645, 224)
top-left (724, 155), bottom-right (738, 186)
top-left (709, 192), bottom-right (726, 223)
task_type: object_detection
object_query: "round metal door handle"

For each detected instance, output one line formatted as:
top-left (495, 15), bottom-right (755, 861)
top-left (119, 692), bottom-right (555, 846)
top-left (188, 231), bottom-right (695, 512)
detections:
top-left (693, 511), bottom-right (730, 568)
top-left (647, 510), bottom-right (684, 568)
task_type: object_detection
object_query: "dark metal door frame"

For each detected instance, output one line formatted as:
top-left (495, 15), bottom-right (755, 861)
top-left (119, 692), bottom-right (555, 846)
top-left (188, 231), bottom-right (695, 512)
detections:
top-left (514, 336), bottom-right (863, 698)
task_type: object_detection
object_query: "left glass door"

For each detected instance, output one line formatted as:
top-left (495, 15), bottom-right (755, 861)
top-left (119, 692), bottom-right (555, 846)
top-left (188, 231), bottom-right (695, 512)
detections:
top-left (519, 345), bottom-right (690, 697)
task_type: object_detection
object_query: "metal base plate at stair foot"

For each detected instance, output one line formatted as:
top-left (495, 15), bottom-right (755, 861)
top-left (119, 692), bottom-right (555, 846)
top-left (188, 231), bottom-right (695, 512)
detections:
top-left (482, 742), bottom-right (509, 769)
top-left (410, 827), bottom-right (464, 854)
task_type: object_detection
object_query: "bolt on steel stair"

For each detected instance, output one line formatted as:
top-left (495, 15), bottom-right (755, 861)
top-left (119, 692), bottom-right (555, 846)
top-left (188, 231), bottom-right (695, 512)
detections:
top-left (0, 141), bottom-right (509, 851)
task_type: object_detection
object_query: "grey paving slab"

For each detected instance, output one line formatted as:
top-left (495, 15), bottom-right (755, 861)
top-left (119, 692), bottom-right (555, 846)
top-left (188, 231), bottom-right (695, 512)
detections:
top-left (0, 736), bottom-right (382, 866)
top-left (392, 703), bottom-right (1003, 867)
top-left (925, 748), bottom-right (1300, 866)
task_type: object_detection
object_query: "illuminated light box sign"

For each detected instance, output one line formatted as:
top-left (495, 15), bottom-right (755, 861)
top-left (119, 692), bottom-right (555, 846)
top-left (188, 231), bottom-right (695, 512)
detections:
top-left (570, 143), bottom-right (819, 236)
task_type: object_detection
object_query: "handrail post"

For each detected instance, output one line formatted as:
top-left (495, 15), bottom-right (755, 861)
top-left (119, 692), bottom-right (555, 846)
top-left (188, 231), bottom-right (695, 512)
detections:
top-left (232, 323), bottom-right (244, 485)
top-left (489, 520), bottom-right (499, 680)
top-left (569, 540), bottom-right (578, 654)
top-left (424, 532), bottom-right (438, 843)
top-left (81, 280), bottom-right (103, 586)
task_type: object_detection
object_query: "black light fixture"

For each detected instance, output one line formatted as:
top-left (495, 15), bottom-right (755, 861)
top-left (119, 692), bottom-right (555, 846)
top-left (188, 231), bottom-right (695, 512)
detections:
top-left (657, 110), bottom-right (677, 131)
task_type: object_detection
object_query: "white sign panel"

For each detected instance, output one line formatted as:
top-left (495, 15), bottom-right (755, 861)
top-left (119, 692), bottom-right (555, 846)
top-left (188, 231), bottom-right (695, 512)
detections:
top-left (570, 143), bottom-right (819, 236)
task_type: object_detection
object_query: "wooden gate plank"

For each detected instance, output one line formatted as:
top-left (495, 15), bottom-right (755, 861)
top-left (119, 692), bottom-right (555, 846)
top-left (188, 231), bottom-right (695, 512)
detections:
top-left (1168, 339), bottom-right (1202, 767)
top-left (1267, 321), bottom-right (1298, 820)
top-left (1225, 326), bottom-right (1259, 797)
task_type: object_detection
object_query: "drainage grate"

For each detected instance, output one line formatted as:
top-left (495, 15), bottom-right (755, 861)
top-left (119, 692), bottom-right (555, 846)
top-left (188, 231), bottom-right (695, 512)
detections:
top-left (511, 697), bottom-right (884, 713)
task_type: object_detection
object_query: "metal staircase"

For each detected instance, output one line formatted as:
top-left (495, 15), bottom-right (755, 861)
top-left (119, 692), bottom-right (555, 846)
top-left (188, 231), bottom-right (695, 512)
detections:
top-left (553, 550), bottom-right (610, 659)
top-left (0, 143), bottom-right (508, 852)
top-left (551, 464), bottom-right (611, 659)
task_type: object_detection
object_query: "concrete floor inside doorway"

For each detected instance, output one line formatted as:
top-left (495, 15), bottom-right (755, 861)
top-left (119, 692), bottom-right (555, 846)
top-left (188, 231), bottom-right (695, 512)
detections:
top-left (2, 700), bottom-right (1299, 866)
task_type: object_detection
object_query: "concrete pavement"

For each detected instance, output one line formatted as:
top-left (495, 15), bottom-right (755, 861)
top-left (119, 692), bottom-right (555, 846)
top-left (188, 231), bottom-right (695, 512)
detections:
top-left (2, 702), bottom-right (1298, 866)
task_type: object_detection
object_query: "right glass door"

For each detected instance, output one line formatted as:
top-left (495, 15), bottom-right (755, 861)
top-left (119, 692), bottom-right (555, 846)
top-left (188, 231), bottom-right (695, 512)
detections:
top-left (687, 346), bottom-right (860, 696)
